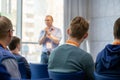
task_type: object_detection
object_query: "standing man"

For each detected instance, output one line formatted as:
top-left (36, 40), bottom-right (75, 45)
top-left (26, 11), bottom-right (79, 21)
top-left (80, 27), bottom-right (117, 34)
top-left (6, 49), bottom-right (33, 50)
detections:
top-left (39, 15), bottom-right (62, 64)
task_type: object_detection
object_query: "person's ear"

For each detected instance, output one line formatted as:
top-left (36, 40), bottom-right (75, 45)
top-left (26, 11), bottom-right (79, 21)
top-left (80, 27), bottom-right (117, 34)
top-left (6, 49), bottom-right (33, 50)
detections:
top-left (83, 33), bottom-right (88, 39)
top-left (16, 44), bottom-right (19, 49)
top-left (67, 28), bottom-right (71, 35)
top-left (8, 30), bottom-right (13, 37)
top-left (16, 43), bottom-right (21, 51)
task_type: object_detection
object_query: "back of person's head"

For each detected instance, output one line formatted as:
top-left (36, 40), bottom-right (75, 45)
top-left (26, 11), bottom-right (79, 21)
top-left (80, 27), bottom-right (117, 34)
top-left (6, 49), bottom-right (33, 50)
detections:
top-left (69, 16), bottom-right (89, 40)
top-left (8, 36), bottom-right (21, 51)
top-left (114, 17), bottom-right (120, 39)
top-left (0, 16), bottom-right (13, 40)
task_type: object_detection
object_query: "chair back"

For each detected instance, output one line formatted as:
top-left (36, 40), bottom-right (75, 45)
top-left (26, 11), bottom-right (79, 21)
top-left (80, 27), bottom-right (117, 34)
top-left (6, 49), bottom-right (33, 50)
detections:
top-left (94, 72), bottom-right (120, 80)
top-left (30, 63), bottom-right (49, 79)
top-left (49, 70), bottom-right (85, 80)
top-left (35, 78), bottom-right (52, 80)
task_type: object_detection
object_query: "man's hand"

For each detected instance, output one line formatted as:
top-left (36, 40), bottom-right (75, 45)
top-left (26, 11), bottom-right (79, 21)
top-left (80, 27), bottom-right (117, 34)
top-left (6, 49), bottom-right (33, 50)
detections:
top-left (45, 27), bottom-right (51, 36)
top-left (44, 27), bottom-right (59, 44)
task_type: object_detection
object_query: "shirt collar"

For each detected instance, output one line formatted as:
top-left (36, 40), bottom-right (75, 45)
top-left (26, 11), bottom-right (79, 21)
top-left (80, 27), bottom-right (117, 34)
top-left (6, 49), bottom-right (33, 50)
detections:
top-left (50, 26), bottom-right (55, 31)
top-left (66, 40), bottom-right (80, 47)
top-left (113, 40), bottom-right (120, 45)
top-left (0, 44), bottom-right (7, 49)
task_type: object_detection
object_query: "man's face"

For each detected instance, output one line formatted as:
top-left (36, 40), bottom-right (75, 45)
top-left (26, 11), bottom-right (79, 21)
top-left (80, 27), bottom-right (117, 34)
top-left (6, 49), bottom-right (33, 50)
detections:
top-left (45, 16), bottom-right (53, 27)
top-left (17, 43), bottom-right (21, 51)
top-left (8, 28), bottom-right (14, 45)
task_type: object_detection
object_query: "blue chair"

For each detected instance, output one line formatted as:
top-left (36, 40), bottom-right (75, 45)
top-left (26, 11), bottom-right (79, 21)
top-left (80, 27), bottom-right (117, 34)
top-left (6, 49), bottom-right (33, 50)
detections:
top-left (35, 78), bottom-right (52, 80)
top-left (30, 63), bottom-right (49, 79)
top-left (49, 71), bottom-right (85, 80)
top-left (18, 62), bottom-right (27, 79)
top-left (94, 72), bottom-right (120, 80)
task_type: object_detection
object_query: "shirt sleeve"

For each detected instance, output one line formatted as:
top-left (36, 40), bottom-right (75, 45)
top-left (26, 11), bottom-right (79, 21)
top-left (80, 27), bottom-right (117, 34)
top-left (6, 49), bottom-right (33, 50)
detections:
top-left (20, 57), bottom-right (31, 79)
top-left (55, 28), bottom-right (62, 41)
top-left (2, 59), bottom-right (21, 79)
top-left (39, 30), bottom-right (46, 39)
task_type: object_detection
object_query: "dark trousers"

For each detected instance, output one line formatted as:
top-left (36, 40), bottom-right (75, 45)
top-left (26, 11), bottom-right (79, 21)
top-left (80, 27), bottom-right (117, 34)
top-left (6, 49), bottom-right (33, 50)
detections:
top-left (40, 52), bottom-right (50, 64)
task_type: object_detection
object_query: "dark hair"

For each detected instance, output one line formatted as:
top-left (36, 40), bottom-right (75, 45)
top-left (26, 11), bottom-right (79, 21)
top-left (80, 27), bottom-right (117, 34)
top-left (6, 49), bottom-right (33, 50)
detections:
top-left (0, 16), bottom-right (13, 39)
top-left (8, 36), bottom-right (21, 50)
top-left (114, 18), bottom-right (120, 39)
top-left (69, 16), bottom-right (89, 40)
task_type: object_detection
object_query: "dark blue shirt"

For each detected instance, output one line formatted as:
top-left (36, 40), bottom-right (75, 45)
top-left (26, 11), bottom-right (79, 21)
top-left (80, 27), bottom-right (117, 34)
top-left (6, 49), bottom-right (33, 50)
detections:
top-left (13, 53), bottom-right (31, 79)
top-left (39, 26), bottom-right (62, 52)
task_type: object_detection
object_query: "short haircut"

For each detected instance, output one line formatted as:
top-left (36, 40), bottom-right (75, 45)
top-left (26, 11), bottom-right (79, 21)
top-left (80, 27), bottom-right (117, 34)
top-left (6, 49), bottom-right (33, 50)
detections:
top-left (69, 16), bottom-right (89, 40)
top-left (114, 17), bottom-right (120, 39)
top-left (46, 15), bottom-right (53, 21)
top-left (8, 36), bottom-right (21, 50)
top-left (0, 16), bottom-right (13, 39)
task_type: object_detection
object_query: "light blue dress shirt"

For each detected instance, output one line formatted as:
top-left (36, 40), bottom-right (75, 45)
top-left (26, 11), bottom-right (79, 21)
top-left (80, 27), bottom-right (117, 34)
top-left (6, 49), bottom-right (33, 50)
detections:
top-left (39, 26), bottom-right (62, 52)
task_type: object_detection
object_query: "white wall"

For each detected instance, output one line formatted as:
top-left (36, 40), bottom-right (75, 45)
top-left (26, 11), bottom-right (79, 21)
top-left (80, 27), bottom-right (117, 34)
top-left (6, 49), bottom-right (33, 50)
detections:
top-left (64, 0), bottom-right (120, 61)
top-left (88, 0), bottom-right (120, 61)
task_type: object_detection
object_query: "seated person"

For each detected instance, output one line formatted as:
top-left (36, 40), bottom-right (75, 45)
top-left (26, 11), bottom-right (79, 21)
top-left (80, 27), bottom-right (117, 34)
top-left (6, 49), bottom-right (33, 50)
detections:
top-left (48, 16), bottom-right (94, 80)
top-left (0, 64), bottom-right (10, 80)
top-left (0, 16), bottom-right (21, 79)
top-left (95, 17), bottom-right (120, 75)
top-left (8, 36), bottom-right (31, 79)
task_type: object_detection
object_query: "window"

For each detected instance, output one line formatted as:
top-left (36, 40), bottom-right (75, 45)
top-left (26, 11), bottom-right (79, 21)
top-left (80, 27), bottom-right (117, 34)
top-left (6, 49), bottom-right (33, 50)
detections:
top-left (22, 0), bottom-right (63, 63)
top-left (0, 0), bottom-right (17, 36)
top-left (0, 0), bottom-right (63, 63)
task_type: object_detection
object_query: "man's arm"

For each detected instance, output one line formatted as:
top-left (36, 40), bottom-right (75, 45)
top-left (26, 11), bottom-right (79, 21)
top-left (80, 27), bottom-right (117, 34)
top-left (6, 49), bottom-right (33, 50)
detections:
top-left (20, 57), bottom-right (31, 79)
top-left (39, 35), bottom-right (46, 45)
top-left (46, 28), bottom-right (62, 44)
top-left (46, 34), bottom-right (60, 44)
top-left (38, 30), bottom-right (46, 45)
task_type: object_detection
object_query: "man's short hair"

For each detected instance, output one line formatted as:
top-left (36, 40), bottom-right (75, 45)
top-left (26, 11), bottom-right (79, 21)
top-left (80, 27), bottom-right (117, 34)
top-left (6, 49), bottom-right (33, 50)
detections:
top-left (0, 16), bottom-right (13, 39)
top-left (8, 36), bottom-right (21, 51)
top-left (46, 15), bottom-right (53, 21)
top-left (114, 17), bottom-right (120, 39)
top-left (69, 16), bottom-right (89, 40)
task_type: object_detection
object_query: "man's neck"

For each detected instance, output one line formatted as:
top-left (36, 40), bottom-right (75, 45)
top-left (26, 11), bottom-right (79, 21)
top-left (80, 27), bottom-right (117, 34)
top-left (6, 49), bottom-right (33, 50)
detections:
top-left (67, 37), bottom-right (83, 47)
top-left (0, 40), bottom-right (7, 49)
top-left (114, 39), bottom-right (120, 42)
top-left (113, 39), bottom-right (120, 45)
top-left (47, 25), bottom-right (53, 29)
top-left (11, 49), bottom-right (19, 54)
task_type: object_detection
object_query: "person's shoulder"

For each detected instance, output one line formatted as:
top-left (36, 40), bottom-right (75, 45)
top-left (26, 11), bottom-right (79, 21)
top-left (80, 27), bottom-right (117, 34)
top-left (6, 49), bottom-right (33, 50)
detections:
top-left (17, 54), bottom-right (26, 60)
top-left (51, 44), bottom-right (66, 52)
top-left (53, 26), bottom-right (61, 30)
top-left (0, 49), bottom-right (16, 60)
top-left (39, 28), bottom-right (45, 33)
top-left (14, 54), bottom-right (26, 61)
top-left (14, 54), bottom-right (22, 58)
top-left (53, 44), bottom-right (64, 50)
top-left (77, 48), bottom-right (92, 58)
top-left (0, 47), bottom-right (7, 53)
top-left (97, 44), bottom-right (110, 57)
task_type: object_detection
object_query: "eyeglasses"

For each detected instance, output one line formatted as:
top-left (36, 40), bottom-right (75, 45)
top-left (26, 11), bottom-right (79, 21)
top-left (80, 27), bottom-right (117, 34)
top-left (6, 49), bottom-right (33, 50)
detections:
top-left (9, 29), bottom-right (14, 32)
top-left (45, 19), bottom-right (51, 21)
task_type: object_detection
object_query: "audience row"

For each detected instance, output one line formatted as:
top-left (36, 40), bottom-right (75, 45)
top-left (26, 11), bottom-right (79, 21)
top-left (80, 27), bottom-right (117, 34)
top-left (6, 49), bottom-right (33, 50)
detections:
top-left (0, 15), bottom-right (120, 80)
